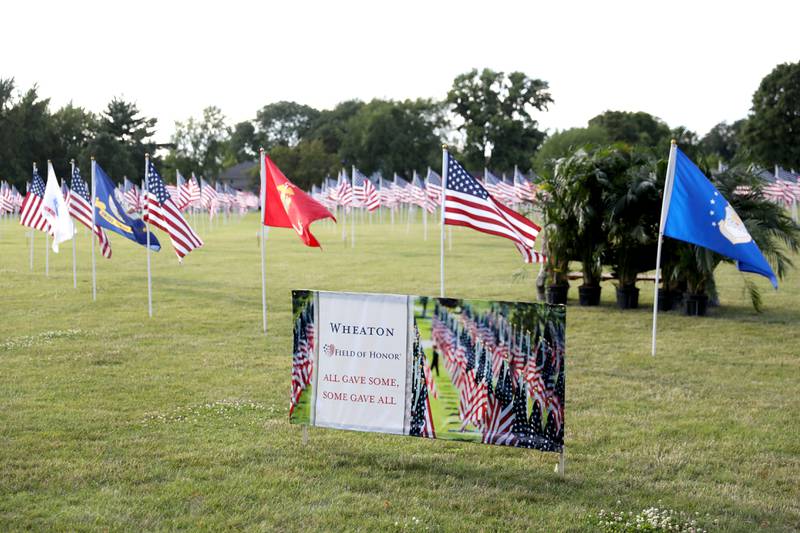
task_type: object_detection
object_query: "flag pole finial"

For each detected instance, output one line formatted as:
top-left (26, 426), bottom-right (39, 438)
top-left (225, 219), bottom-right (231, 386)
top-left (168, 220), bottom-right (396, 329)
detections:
top-left (442, 143), bottom-right (448, 150)
top-left (91, 156), bottom-right (95, 160)
top-left (670, 139), bottom-right (677, 145)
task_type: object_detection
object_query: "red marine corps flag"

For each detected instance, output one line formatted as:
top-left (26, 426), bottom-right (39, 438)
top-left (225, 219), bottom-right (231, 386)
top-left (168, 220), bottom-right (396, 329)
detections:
top-left (258, 150), bottom-right (336, 333)
top-left (262, 154), bottom-right (335, 247)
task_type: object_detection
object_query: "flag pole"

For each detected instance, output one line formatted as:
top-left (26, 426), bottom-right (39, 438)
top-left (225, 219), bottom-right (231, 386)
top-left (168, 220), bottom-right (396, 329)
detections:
top-left (350, 167), bottom-right (355, 249)
top-left (69, 161), bottom-right (77, 289)
top-left (259, 147), bottom-right (268, 334)
top-left (45, 162), bottom-right (51, 278)
top-left (90, 157), bottom-right (97, 301)
top-left (30, 163), bottom-right (36, 271)
top-left (144, 154), bottom-right (153, 318)
top-left (651, 140), bottom-right (678, 357)
top-left (440, 145), bottom-right (448, 297)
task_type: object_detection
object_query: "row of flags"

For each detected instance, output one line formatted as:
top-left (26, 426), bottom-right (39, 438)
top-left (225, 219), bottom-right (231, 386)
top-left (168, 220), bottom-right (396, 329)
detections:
top-left (9, 160), bottom-right (262, 263)
top-left (119, 173), bottom-right (259, 219)
top-left (309, 166), bottom-right (538, 213)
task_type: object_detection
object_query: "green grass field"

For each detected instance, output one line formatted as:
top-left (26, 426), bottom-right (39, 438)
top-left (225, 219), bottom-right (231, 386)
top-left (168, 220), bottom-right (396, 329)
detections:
top-left (1, 212), bottom-right (798, 531)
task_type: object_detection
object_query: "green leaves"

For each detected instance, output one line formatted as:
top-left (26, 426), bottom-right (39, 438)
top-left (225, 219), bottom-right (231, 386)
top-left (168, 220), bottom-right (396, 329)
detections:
top-left (742, 61), bottom-right (800, 169)
top-left (447, 68), bottom-right (552, 171)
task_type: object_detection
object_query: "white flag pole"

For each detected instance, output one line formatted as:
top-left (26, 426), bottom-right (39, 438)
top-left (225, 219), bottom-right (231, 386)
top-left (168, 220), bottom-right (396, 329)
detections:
top-left (440, 145), bottom-right (448, 297)
top-left (68, 161), bottom-right (77, 289)
top-left (90, 158), bottom-right (97, 301)
top-left (30, 162), bottom-right (36, 271)
top-left (651, 140), bottom-right (678, 357)
top-left (350, 167), bottom-right (356, 249)
top-left (44, 162), bottom-right (49, 278)
top-left (144, 154), bottom-right (153, 318)
top-left (259, 148), bottom-right (268, 334)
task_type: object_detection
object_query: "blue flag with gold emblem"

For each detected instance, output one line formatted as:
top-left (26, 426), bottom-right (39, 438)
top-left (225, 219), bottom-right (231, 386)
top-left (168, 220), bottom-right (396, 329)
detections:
top-left (93, 162), bottom-right (160, 251)
top-left (664, 148), bottom-right (776, 288)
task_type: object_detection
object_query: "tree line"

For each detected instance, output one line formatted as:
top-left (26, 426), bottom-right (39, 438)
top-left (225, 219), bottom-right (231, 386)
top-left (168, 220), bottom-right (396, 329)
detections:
top-left (1, 62), bottom-right (798, 191)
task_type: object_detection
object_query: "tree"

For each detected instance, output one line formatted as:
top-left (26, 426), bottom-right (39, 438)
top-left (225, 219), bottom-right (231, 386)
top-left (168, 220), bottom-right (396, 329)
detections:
top-left (306, 100), bottom-right (365, 154)
top-left (268, 139), bottom-right (339, 191)
top-left (588, 110), bottom-right (670, 148)
top-left (700, 120), bottom-right (744, 163)
top-left (447, 68), bottom-right (552, 171)
top-left (532, 126), bottom-right (609, 178)
top-left (88, 97), bottom-right (157, 181)
top-left (256, 101), bottom-right (320, 149)
top-left (0, 78), bottom-right (54, 189)
top-left (168, 106), bottom-right (230, 178)
top-left (741, 61), bottom-right (800, 169)
top-left (49, 103), bottom-right (98, 177)
top-left (228, 120), bottom-right (258, 164)
top-left (339, 99), bottom-right (444, 176)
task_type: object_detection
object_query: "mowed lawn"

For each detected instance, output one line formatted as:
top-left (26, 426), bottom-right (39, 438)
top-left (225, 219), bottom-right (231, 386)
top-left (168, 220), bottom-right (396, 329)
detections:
top-left (1, 212), bottom-right (798, 531)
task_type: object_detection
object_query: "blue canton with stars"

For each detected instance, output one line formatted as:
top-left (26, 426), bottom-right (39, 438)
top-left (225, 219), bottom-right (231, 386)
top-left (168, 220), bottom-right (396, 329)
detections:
top-left (30, 169), bottom-right (45, 197)
top-left (446, 156), bottom-right (488, 199)
top-left (146, 162), bottom-right (171, 204)
top-left (70, 166), bottom-right (91, 202)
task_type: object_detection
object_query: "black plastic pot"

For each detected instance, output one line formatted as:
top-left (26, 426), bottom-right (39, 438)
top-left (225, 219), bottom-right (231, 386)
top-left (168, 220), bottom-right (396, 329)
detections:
top-left (657, 288), bottom-right (673, 311)
top-left (547, 284), bottom-right (569, 305)
top-left (684, 293), bottom-right (709, 316)
top-left (616, 285), bottom-right (640, 309)
top-left (536, 283), bottom-right (546, 302)
top-left (578, 285), bottom-right (602, 306)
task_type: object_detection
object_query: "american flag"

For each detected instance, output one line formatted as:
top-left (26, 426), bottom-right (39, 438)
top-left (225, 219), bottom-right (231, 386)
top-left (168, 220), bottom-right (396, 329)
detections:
top-left (482, 363), bottom-right (517, 445)
top-left (425, 169), bottom-right (442, 208)
top-left (123, 178), bottom-right (141, 213)
top-left (483, 169), bottom-right (505, 200)
top-left (444, 153), bottom-right (544, 263)
top-left (514, 168), bottom-right (537, 203)
top-left (187, 174), bottom-right (202, 204)
top-left (173, 170), bottom-right (190, 210)
top-left (353, 168), bottom-right (380, 211)
top-left (378, 176), bottom-right (396, 208)
top-left (0, 181), bottom-right (14, 214)
top-left (290, 307), bottom-right (315, 417)
top-left (200, 178), bottom-right (217, 211)
top-left (410, 173), bottom-right (431, 211)
top-left (19, 167), bottom-right (50, 232)
top-left (68, 165), bottom-right (112, 259)
top-left (336, 171), bottom-right (354, 207)
top-left (409, 324), bottom-right (435, 438)
top-left (144, 161), bottom-right (203, 260)
top-left (393, 174), bottom-right (411, 204)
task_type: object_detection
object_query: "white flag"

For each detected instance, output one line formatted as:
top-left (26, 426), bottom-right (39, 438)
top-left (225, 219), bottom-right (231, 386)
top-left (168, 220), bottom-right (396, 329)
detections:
top-left (41, 161), bottom-right (75, 252)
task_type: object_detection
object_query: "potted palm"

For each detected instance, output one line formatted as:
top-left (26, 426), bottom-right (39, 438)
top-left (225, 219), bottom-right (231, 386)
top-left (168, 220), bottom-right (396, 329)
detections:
top-left (554, 147), bottom-right (611, 306)
top-left (540, 159), bottom-right (577, 305)
top-left (605, 153), bottom-right (660, 309)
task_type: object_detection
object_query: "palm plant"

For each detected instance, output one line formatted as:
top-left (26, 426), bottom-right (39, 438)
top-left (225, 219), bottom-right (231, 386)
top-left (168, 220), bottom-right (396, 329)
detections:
top-left (604, 150), bottom-right (661, 307)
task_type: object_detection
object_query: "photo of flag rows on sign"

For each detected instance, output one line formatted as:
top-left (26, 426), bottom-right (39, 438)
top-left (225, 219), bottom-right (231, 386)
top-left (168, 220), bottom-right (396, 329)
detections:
top-left (430, 303), bottom-right (564, 451)
top-left (68, 164), bottom-right (112, 259)
top-left (444, 152), bottom-right (545, 263)
top-left (144, 161), bottom-right (203, 261)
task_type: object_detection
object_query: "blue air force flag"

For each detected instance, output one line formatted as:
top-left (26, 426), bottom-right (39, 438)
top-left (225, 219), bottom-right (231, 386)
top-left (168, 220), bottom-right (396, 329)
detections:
top-left (664, 148), bottom-right (777, 288)
top-left (93, 162), bottom-right (160, 251)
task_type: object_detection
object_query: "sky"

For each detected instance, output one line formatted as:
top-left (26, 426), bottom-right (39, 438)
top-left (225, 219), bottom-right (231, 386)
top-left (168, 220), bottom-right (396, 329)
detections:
top-left (3, 0), bottom-right (798, 144)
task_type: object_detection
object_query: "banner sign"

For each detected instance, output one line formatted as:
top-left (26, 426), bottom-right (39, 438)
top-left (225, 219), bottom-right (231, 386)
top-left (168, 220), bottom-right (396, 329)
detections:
top-left (290, 291), bottom-right (565, 453)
